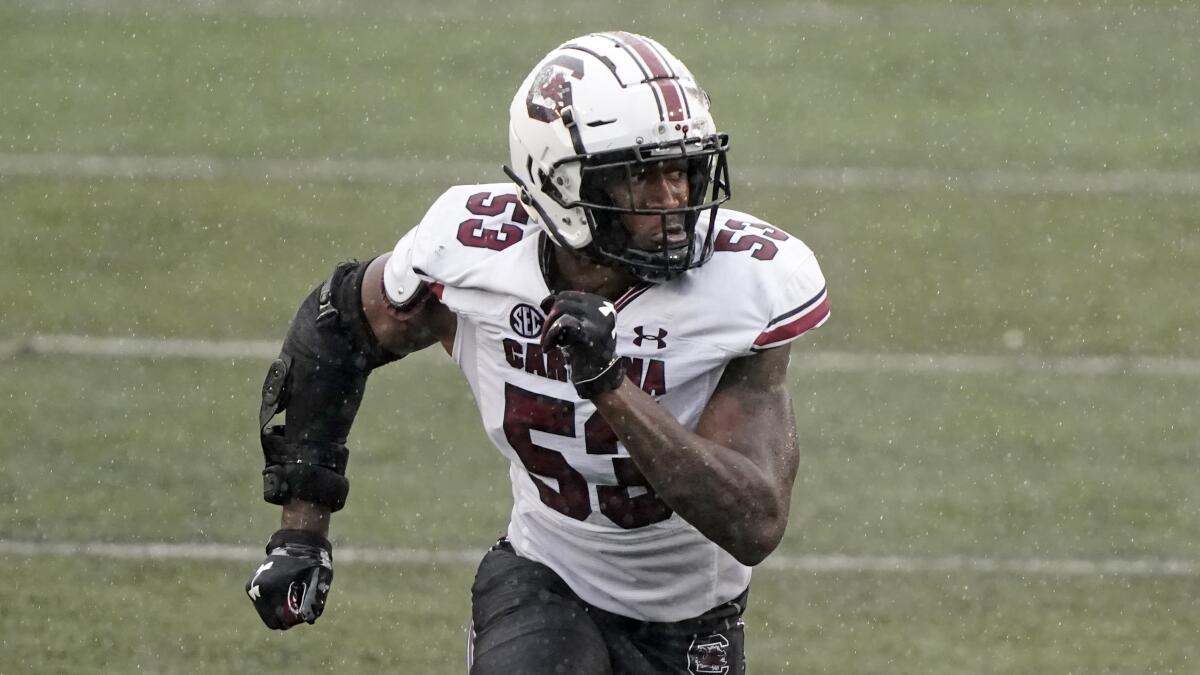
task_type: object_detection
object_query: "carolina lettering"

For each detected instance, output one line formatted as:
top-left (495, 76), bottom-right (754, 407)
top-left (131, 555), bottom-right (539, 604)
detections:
top-left (622, 357), bottom-right (667, 395)
top-left (502, 339), bottom-right (666, 394)
top-left (502, 338), bottom-right (568, 383)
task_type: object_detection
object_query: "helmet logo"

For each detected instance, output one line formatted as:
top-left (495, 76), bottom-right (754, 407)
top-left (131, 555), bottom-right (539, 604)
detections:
top-left (526, 54), bottom-right (585, 123)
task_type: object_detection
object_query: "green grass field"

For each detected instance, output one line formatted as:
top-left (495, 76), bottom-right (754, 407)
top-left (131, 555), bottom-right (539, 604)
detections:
top-left (2, 1), bottom-right (1199, 673)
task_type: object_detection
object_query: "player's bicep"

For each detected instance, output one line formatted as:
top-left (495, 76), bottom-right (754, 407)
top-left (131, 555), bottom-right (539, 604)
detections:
top-left (361, 253), bottom-right (456, 357)
top-left (695, 346), bottom-right (800, 491)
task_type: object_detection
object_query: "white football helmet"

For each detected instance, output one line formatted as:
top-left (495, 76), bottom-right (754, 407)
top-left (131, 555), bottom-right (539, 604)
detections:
top-left (504, 32), bottom-right (731, 283)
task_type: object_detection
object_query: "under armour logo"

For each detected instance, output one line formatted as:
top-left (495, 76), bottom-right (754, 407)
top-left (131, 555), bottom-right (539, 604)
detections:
top-left (252, 561), bottom-right (273, 584)
top-left (632, 325), bottom-right (668, 349)
top-left (600, 302), bottom-right (617, 341)
top-left (247, 560), bottom-right (274, 601)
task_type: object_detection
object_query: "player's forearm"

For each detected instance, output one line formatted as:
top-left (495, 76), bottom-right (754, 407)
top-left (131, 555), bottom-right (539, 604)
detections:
top-left (281, 500), bottom-right (331, 537)
top-left (592, 381), bottom-right (788, 565)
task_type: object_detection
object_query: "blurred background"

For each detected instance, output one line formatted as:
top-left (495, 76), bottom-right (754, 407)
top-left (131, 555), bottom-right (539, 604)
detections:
top-left (1, 1), bottom-right (1197, 672)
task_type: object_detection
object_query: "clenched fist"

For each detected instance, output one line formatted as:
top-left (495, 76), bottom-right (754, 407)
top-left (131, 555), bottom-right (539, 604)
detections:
top-left (540, 291), bottom-right (625, 399)
top-left (245, 529), bottom-right (334, 630)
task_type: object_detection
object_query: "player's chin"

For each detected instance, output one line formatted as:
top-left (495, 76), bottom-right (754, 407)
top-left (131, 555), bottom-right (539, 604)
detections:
top-left (630, 225), bottom-right (689, 251)
top-left (648, 235), bottom-right (690, 253)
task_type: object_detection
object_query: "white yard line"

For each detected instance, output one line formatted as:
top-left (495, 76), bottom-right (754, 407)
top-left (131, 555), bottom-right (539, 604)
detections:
top-left (3, 334), bottom-right (1197, 378)
top-left (0, 153), bottom-right (489, 185)
top-left (10, 0), bottom-right (1198, 28)
top-left (0, 539), bottom-right (1193, 577)
top-left (11, 335), bottom-right (283, 361)
top-left (2, 153), bottom-right (1200, 196)
top-left (794, 351), bottom-right (1200, 378)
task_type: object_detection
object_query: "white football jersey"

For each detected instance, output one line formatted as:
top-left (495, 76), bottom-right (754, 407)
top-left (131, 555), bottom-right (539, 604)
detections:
top-left (384, 183), bottom-right (829, 621)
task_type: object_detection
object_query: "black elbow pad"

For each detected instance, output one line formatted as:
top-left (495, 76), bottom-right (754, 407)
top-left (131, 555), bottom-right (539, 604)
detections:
top-left (257, 260), bottom-right (400, 512)
top-left (260, 425), bottom-right (350, 511)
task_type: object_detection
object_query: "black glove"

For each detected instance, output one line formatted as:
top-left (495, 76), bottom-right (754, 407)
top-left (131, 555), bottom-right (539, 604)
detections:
top-left (245, 529), bottom-right (334, 630)
top-left (540, 291), bottom-right (625, 399)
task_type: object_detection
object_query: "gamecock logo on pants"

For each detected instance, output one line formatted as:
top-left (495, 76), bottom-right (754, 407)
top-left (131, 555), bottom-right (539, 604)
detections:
top-left (687, 634), bottom-right (730, 674)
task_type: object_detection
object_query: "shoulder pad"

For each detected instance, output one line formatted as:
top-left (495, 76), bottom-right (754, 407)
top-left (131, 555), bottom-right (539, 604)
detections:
top-left (382, 227), bottom-right (425, 309)
top-left (408, 183), bottom-right (540, 289)
top-left (690, 209), bottom-right (830, 353)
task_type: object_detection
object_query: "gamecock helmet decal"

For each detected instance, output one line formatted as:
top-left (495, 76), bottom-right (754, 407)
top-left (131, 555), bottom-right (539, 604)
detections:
top-left (526, 54), bottom-right (585, 123)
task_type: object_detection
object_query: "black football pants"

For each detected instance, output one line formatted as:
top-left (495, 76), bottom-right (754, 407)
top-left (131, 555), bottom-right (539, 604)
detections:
top-left (467, 539), bottom-right (747, 675)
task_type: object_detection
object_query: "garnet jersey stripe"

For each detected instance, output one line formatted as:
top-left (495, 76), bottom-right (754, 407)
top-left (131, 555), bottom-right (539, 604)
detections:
top-left (614, 282), bottom-right (654, 311)
top-left (753, 291), bottom-right (830, 350)
top-left (765, 284), bottom-right (827, 327)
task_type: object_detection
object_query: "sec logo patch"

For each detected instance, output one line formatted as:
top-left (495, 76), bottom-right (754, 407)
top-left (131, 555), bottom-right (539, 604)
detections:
top-left (509, 303), bottom-right (544, 338)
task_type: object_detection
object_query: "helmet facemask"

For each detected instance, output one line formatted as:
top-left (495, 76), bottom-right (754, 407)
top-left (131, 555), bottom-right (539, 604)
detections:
top-left (549, 133), bottom-right (731, 283)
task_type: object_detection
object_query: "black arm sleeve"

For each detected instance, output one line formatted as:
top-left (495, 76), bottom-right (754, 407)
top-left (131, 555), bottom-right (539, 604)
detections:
top-left (257, 260), bottom-right (400, 512)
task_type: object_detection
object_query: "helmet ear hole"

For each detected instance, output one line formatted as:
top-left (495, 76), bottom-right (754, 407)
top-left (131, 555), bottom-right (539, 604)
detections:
top-left (539, 171), bottom-right (564, 204)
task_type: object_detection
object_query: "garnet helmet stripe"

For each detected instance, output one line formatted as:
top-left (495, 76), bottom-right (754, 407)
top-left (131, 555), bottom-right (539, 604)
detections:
top-left (607, 31), bottom-right (687, 122)
top-left (659, 79), bottom-right (687, 121)
top-left (613, 31), bottom-right (675, 77)
top-left (612, 31), bottom-right (687, 122)
top-left (599, 32), bottom-right (665, 121)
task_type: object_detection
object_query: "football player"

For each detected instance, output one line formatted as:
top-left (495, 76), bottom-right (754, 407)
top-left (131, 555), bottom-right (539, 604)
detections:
top-left (246, 32), bottom-right (830, 674)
